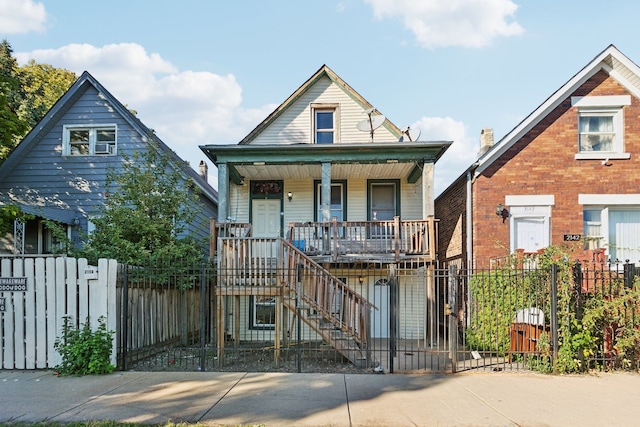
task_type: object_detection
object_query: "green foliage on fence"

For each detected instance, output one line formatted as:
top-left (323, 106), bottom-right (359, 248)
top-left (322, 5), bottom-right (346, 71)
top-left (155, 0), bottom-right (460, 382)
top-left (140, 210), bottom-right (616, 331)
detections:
top-left (467, 245), bottom-right (640, 373)
top-left (579, 278), bottom-right (640, 370)
top-left (466, 258), bottom-right (552, 354)
top-left (54, 316), bottom-right (115, 376)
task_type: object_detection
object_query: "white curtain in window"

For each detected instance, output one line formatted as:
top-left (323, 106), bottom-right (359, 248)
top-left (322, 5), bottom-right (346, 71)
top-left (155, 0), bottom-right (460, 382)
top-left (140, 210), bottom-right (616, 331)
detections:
top-left (610, 210), bottom-right (640, 262)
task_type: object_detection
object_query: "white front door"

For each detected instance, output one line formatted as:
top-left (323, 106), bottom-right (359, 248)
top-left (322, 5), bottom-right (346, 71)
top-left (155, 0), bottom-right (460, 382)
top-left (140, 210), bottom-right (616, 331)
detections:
top-left (252, 199), bottom-right (281, 237)
top-left (370, 278), bottom-right (389, 338)
top-left (513, 217), bottom-right (546, 252)
top-left (252, 199), bottom-right (281, 259)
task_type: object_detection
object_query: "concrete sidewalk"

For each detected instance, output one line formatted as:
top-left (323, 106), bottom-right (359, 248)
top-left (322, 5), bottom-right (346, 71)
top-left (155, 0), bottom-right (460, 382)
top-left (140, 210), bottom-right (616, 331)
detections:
top-left (1, 370), bottom-right (639, 426)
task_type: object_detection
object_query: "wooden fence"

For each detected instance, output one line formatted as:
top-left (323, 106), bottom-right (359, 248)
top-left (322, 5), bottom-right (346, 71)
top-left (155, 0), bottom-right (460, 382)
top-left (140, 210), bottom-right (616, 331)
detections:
top-left (0, 257), bottom-right (117, 369)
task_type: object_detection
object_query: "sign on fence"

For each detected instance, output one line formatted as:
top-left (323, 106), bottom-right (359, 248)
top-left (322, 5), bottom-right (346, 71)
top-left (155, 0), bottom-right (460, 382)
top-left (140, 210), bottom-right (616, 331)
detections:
top-left (0, 257), bottom-right (117, 370)
top-left (0, 277), bottom-right (27, 291)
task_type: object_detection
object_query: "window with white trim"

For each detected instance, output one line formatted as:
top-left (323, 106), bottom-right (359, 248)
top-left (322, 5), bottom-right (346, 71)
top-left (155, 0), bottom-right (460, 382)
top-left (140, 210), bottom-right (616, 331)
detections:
top-left (63, 125), bottom-right (117, 156)
top-left (578, 109), bottom-right (620, 153)
top-left (251, 296), bottom-right (276, 329)
top-left (572, 95), bottom-right (630, 159)
top-left (583, 207), bottom-right (640, 263)
top-left (312, 103), bottom-right (338, 144)
top-left (315, 181), bottom-right (346, 222)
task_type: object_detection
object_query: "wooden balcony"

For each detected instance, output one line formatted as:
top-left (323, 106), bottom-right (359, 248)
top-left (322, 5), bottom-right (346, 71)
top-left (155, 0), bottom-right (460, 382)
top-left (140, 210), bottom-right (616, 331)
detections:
top-left (287, 217), bottom-right (437, 263)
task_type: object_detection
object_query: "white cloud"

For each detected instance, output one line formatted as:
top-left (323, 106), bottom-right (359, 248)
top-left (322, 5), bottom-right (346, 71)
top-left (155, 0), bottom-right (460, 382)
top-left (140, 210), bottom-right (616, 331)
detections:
top-left (16, 43), bottom-right (274, 185)
top-left (411, 116), bottom-right (478, 195)
top-left (364, 0), bottom-right (524, 48)
top-left (0, 0), bottom-right (46, 34)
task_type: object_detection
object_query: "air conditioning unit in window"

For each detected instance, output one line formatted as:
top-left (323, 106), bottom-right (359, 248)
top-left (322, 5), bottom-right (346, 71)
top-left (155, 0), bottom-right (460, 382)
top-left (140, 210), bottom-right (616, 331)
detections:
top-left (95, 143), bottom-right (114, 154)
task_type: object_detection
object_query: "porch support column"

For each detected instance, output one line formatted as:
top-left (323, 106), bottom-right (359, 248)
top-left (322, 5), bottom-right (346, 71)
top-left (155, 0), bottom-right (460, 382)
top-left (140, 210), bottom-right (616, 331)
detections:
top-left (422, 162), bottom-right (434, 218)
top-left (218, 162), bottom-right (230, 221)
top-left (321, 162), bottom-right (332, 221)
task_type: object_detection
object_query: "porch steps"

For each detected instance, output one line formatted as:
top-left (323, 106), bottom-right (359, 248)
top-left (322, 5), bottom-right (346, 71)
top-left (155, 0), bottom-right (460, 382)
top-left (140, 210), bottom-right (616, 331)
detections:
top-left (282, 299), bottom-right (369, 367)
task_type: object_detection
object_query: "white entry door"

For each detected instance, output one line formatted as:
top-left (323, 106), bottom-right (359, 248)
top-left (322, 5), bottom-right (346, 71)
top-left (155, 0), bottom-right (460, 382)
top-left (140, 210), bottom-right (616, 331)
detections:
top-left (370, 278), bottom-right (389, 338)
top-left (252, 199), bottom-right (281, 237)
top-left (252, 199), bottom-right (281, 259)
top-left (513, 217), bottom-right (547, 252)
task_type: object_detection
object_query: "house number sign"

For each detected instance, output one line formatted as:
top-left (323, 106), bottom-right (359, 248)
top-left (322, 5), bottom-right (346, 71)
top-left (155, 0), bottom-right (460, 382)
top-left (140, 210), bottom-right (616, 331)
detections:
top-left (563, 234), bottom-right (582, 241)
top-left (0, 277), bottom-right (27, 292)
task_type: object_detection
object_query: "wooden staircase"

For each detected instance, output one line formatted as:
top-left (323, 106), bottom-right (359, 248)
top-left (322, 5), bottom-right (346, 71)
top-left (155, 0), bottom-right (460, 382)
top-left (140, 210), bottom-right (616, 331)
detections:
top-left (214, 223), bottom-right (373, 367)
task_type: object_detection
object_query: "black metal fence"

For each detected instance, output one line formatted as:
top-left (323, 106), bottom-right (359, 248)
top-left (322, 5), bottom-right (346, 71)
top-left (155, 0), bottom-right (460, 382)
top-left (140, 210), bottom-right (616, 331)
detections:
top-left (450, 258), bottom-right (640, 373)
top-left (116, 258), bottom-right (640, 374)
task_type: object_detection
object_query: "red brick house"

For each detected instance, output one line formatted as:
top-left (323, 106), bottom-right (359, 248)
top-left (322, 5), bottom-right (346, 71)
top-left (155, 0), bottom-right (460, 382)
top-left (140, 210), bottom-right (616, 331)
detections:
top-left (436, 45), bottom-right (640, 266)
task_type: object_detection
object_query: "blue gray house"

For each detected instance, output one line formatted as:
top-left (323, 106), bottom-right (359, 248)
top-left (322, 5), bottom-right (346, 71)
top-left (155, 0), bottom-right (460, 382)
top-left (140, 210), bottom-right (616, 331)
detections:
top-left (0, 71), bottom-right (218, 255)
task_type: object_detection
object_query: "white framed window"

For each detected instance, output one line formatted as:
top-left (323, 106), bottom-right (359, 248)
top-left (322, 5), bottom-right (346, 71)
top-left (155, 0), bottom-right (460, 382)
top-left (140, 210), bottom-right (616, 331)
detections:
top-left (251, 296), bottom-right (276, 329)
top-left (312, 103), bottom-right (338, 144)
top-left (580, 194), bottom-right (640, 263)
top-left (572, 96), bottom-right (630, 160)
top-left (315, 181), bottom-right (346, 222)
top-left (583, 209), bottom-right (603, 250)
top-left (578, 110), bottom-right (619, 152)
top-left (583, 207), bottom-right (640, 263)
top-left (63, 124), bottom-right (117, 156)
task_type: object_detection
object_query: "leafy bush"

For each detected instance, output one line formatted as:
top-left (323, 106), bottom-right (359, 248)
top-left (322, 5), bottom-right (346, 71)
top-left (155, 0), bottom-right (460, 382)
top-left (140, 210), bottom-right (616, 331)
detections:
top-left (54, 316), bottom-right (115, 376)
top-left (466, 258), bottom-right (551, 353)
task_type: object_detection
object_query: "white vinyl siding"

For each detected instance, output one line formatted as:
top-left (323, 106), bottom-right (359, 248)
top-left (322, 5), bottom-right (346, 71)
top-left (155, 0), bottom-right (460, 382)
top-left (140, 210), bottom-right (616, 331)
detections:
top-left (249, 76), bottom-right (397, 145)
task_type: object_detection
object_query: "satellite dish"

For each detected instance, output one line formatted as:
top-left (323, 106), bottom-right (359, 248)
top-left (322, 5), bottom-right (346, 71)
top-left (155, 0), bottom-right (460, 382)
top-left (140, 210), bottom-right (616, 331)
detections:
top-left (356, 107), bottom-right (386, 142)
top-left (399, 126), bottom-right (421, 142)
top-left (356, 115), bottom-right (385, 132)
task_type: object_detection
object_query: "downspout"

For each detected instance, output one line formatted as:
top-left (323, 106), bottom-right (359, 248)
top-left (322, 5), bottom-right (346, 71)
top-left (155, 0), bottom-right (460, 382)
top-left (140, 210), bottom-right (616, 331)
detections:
top-left (465, 167), bottom-right (475, 329)
top-left (466, 168), bottom-right (474, 268)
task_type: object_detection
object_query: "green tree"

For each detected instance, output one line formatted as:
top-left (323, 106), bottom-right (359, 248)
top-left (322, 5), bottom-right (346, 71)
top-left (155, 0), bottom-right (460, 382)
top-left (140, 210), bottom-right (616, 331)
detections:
top-left (81, 139), bottom-right (205, 266)
top-left (0, 39), bottom-right (28, 161)
top-left (17, 60), bottom-right (76, 130)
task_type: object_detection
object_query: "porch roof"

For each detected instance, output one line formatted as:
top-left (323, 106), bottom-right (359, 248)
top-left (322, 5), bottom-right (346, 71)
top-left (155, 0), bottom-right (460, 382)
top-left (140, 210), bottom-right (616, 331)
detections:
top-left (199, 141), bottom-right (451, 184)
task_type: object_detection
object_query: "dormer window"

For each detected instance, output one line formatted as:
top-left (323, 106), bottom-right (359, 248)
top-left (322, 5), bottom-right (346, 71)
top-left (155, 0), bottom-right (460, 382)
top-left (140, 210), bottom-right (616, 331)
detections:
top-left (312, 103), bottom-right (338, 144)
top-left (63, 124), bottom-right (117, 156)
top-left (572, 95), bottom-right (630, 160)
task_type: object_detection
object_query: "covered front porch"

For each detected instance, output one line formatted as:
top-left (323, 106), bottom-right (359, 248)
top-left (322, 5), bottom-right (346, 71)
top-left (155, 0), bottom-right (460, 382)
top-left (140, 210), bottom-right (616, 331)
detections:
top-left (200, 141), bottom-right (451, 229)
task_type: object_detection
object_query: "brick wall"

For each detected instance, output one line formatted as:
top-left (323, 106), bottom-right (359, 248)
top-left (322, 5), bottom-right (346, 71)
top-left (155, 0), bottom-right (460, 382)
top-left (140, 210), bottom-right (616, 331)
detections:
top-left (435, 174), bottom-right (467, 264)
top-left (472, 71), bottom-right (640, 263)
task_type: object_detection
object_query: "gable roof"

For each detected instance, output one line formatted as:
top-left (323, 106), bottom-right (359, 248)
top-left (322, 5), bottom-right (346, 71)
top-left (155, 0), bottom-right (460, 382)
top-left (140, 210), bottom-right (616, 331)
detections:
top-left (474, 44), bottom-right (640, 177)
top-left (0, 71), bottom-right (218, 203)
top-left (238, 64), bottom-right (403, 144)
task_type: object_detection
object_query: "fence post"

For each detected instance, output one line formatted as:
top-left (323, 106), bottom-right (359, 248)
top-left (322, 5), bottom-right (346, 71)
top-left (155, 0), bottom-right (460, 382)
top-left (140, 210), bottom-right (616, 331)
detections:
top-left (572, 261), bottom-right (585, 370)
top-left (550, 263), bottom-right (559, 371)
top-left (199, 263), bottom-right (207, 371)
top-left (389, 265), bottom-right (397, 374)
top-left (448, 264), bottom-right (458, 373)
top-left (624, 262), bottom-right (635, 289)
top-left (120, 264), bottom-right (129, 371)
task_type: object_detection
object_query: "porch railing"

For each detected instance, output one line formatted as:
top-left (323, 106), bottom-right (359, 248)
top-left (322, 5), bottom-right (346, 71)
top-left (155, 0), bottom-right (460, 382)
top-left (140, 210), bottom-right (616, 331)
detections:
top-left (287, 216), bottom-right (436, 261)
top-left (210, 219), bottom-right (252, 259)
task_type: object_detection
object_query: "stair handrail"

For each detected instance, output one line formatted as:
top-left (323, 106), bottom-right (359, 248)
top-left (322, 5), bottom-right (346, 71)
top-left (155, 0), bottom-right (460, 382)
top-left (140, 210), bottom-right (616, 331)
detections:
top-left (281, 239), bottom-right (374, 347)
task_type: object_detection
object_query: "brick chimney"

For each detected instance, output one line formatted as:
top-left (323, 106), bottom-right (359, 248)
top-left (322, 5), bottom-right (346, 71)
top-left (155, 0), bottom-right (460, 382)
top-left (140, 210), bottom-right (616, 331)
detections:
top-left (199, 160), bottom-right (208, 182)
top-left (479, 128), bottom-right (494, 156)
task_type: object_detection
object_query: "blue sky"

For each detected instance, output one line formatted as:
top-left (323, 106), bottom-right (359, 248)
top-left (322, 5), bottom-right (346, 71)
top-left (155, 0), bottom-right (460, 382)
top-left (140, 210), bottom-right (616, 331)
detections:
top-left (3, 0), bottom-right (640, 195)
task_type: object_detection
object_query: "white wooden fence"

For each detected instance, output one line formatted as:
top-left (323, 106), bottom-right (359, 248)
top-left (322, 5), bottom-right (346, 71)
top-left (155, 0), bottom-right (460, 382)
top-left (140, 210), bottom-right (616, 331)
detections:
top-left (0, 257), bottom-right (117, 369)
